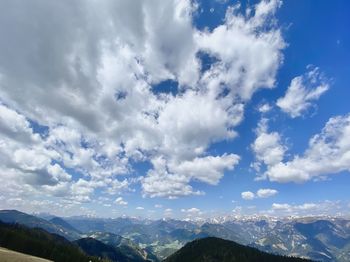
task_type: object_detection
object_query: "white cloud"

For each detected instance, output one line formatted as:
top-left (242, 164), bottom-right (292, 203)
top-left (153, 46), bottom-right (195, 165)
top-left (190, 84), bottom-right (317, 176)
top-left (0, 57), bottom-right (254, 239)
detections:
top-left (142, 153), bottom-right (239, 198)
top-left (181, 207), bottom-right (203, 219)
top-left (106, 179), bottom-right (129, 195)
top-left (256, 188), bottom-right (278, 198)
top-left (197, 0), bottom-right (284, 100)
top-left (252, 113), bottom-right (350, 183)
top-left (251, 118), bottom-right (285, 167)
top-left (141, 156), bottom-right (203, 199)
top-left (258, 103), bottom-right (272, 113)
top-left (136, 206), bottom-right (144, 210)
top-left (171, 154), bottom-right (240, 185)
top-left (0, 104), bottom-right (40, 144)
top-left (271, 203), bottom-right (292, 211)
top-left (181, 207), bottom-right (201, 214)
top-left (0, 0), bottom-right (285, 207)
top-left (242, 188), bottom-right (278, 200)
top-left (267, 114), bottom-right (350, 182)
top-left (270, 201), bottom-right (345, 216)
top-left (156, 91), bottom-right (243, 160)
top-left (241, 191), bottom-right (255, 200)
top-left (154, 204), bottom-right (163, 208)
top-left (277, 66), bottom-right (329, 118)
top-left (163, 208), bottom-right (173, 217)
top-left (115, 197), bottom-right (128, 206)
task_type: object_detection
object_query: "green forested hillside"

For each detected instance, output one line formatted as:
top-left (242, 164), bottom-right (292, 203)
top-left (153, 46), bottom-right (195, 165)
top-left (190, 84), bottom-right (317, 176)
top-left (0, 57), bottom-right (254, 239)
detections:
top-left (74, 237), bottom-right (147, 262)
top-left (164, 237), bottom-right (313, 262)
top-left (0, 210), bottom-right (81, 240)
top-left (0, 222), bottom-right (106, 262)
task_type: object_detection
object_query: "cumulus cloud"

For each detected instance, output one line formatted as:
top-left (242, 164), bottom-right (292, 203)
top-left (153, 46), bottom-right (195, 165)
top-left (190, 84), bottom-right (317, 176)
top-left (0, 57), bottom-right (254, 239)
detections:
top-left (141, 156), bottom-right (204, 199)
top-left (267, 114), bottom-right (350, 182)
top-left (0, 0), bottom-right (285, 206)
top-left (141, 0), bottom-right (284, 198)
top-left (0, 104), bottom-right (41, 144)
top-left (252, 113), bottom-right (350, 183)
top-left (271, 203), bottom-right (317, 211)
top-left (251, 118), bottom-right (285, 171)
top-left (270, 200), bottom-right (345, 216)
top-left (197, 0), bottom-right (284, 100)
top-left (115, 197), bottom-right (128, 206)
top-left (136, 206), bottom-right (144, 210)
top-left (258, 103), bottom-right (272, 113)
top-left (277, 66), bottom-right (329, 118)
top-left (181, 207), bottom-right (203, 219)
top-left (256, 188), bottom-right (278, 198)
top-left (171, 154), bottom-right (240, 185)
top-left (241, 191), bottom-right (255, 200)
top-left (141, 153), bottom-right (240, 198)
top-left (181, 207), bottom-right (202, 215)
top-left (242, 188), bottom-right (278, 200)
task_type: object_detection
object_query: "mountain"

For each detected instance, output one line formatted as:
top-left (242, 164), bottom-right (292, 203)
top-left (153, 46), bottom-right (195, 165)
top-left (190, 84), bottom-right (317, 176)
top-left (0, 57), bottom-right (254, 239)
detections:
top-left (200, 222), bottom-right (245, 243)
top-left (2, 210), bottom-right (350, 262)
top-left (66, 217), bottom-right (198, 259)
top-left (0, 210), bottom-right (158, 260)
top-left (74, 237), bottom-right (147, 262)
top-left (49, 217), bottom-right (81, 234)
top-left (58, 215), bottom-right (350, 261)
top-left (0, 210), bottom-right (81, 240)
top-left (87, 231), bottom-right (159, 262)
top-left (252, 219), bottom-right (350, 262)
top-left (66, 216), bottom-right (142, 233)
top-left (295, 220), bottom-right (349, 248)
top-left (0, 221), bottom-right (104, 262)
top-left (164, 237), bottom-right (312, 262)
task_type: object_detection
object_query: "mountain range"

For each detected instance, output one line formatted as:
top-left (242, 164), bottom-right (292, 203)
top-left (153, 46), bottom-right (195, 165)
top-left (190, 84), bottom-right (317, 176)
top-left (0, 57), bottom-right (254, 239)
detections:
top-left (1, 209), bottom-right (350, 261)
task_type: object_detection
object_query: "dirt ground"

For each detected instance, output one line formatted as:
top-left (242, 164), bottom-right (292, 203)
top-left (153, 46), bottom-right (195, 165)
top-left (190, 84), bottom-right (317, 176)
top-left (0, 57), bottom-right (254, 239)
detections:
top-left (0, 247), bottom-right (52, 262)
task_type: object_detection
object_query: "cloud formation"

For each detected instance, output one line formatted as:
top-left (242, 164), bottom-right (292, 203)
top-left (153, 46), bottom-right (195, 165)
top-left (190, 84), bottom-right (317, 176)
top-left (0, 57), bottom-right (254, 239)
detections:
top-left (267, 114), bottom-right (350, 182)
top-left (252, 118), bottom-right (286, 169)
top-left (270, 200), bottom-right (344, 216)
top-left (0, 0), bottom-right (285, 208)
top-left (241, 188), bottom-right (278, 200)
top-left (241, 191), bottom-right (255, 200)
top-left (115, 197), bottom-right (128, 206)
top-left (181, 207), bottom-right (203, 218)
top-left (252, 113), bottom-right (350, 183)
top-left (277, 66), bottom-right (329, 118)
top-left (257, 188), bottom-right (278, 198)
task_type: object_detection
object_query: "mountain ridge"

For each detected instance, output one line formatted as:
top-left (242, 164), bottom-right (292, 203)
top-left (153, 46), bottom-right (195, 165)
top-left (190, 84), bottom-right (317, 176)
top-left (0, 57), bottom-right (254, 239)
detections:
top-left (164, 237), bottom-right (313, 262)
top-left (0, 210), bottom-right (81, 240)
top-left (0, 221), bottom-right (104, 262)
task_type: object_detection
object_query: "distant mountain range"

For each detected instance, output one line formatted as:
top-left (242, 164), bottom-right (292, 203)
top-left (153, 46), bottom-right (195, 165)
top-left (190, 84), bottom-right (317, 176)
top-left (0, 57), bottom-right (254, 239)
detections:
top-left (66, 214), bottom-right (350, 261)
top-left (165, 237), bottom-right (312, 262)
top-left (1, 209), bottom-right (350, 261)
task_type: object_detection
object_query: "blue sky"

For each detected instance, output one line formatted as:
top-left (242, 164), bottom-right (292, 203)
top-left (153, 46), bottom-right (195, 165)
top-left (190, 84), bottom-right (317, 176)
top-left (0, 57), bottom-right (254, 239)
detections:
top-left (0, 0), bottom-right (349, 219)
